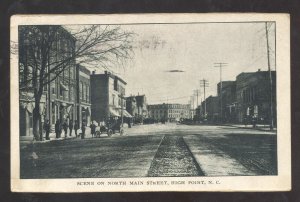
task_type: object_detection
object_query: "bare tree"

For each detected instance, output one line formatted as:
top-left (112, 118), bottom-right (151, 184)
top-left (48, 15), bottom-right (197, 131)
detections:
top-left (18, 25), bottom-right (134, 140)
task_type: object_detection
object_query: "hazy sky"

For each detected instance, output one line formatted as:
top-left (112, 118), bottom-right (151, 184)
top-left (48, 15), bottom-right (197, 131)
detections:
top-left (92, 22), bottom-right (275, 105)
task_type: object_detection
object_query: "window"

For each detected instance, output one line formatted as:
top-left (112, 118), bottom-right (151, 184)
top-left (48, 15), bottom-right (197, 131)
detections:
top-left (82, 84), bottom-right (86, 101)
top-left (69, 85), bottom-right (73, 101)
top-left (79, 81), bottom-right (83, 100)
top-left (114, 79), bottom-right (118, 91)
top-left (86, 85), bottom-right (90, 102)
top-left (60, 85), bottom-right (63, 97)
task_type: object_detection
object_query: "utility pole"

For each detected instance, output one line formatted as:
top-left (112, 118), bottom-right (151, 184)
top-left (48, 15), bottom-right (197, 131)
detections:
top-left (190, 96), bottom-right (194, 110)
top-left (200, 79), bottom-right (209, 119)
top-left (214, 62), bottom-right (227, 123)
top-left (265, 22), bottom-right (274, 130)
top-left (194, 89), bottom-right (201, 107)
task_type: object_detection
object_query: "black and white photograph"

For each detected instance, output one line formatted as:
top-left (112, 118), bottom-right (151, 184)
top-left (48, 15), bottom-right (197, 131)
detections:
top-left (10, 14), bottom-right (291, 192)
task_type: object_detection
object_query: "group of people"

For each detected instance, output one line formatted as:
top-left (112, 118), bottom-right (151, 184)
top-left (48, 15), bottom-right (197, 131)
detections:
top-left (42, 118), bottom-right (96, 140)
top-left (42, 118), bottom-right (125, 140)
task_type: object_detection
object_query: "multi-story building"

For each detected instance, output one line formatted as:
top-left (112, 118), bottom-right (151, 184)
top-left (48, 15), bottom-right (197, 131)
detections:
top-left (126, 94), bottom-right (148, 123)
top-left (217, 81), bottom-right (237, 123)
top-left (148, 104), bottom-right (168, 122)
top-left (235, 69), bottom-right (276, 124)
top-left (76, 64), bottom-right (91, 125)
top-left (126, 96), bottom-right (137, 117)
top-left (167, 104), bottom-right (190, 122)
top-left (200, 96), bottom-right (219, 122)
top-left (90, 71), bottom-right (132, 123)
top-left (148, 103), bottom-right (191, 122)
top-left (135, 95), bottom-right (148, 123)
top-left (19, 25), bottom-right (77, 137)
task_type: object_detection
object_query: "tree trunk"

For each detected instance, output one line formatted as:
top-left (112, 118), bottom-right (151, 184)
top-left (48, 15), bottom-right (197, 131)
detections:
top-left (32, 104), bottom-right (41, 141)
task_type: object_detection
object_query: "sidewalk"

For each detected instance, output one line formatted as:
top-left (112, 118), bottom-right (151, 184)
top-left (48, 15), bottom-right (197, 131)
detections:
top-left (223, 124), bottom-right (277, 132)
top-left (20, 127), bottom-right (93, 144)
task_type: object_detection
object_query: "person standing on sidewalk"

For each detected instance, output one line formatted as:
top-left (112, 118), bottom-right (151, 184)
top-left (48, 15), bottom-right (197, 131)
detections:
top-left (90, 121), bottom-right (96, 138)
top-left (69, 119), bottom-right (73, 136)
top-left (74, 120), bottom-right (79, 137)
top-left (43, 119), bottom-right (50, 140)
top-left (55, 119), bottom-right (61, 138)
top-left (81, 119), bottom-right (86, 139)
top-left (63, 119), bottom-right (68, 138)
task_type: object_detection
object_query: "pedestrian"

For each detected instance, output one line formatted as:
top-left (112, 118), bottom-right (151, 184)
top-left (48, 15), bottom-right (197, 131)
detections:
top-left (81, 120), bottom-right (86, 139)
top-left (63, 120), bottom-right (68, 138)
top-left (43, 119), bottom-right (50, 140)
top-left (74, 120), bottom-right (79, 137)
top-left (127, 118), bottom-right (131, 128)
top-left (69, 119), bottom-right (73, 136)
top-left (90, 121), bottom-right (96, 138)
top-left (55, 119), bottom-right (61, 138)
top-left (252, 116), bottom-right (257, 128)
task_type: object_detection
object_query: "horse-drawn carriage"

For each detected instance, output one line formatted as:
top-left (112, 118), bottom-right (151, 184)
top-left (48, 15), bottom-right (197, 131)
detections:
top-left (94, 119), bottom-right (124, 138)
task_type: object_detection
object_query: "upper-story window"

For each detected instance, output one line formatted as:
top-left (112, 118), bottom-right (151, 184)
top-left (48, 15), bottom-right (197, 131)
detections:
top-left (114, 79), bottom-right (118, 91)
top-left (86, 84), bottom-right (90, 102)
top-left (79, 81), bottom-right (83, 100)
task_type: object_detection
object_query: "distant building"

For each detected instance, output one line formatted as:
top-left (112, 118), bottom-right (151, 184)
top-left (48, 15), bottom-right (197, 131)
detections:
top-left (126, 96), bottom-right (137, 117)
top-left (148, 104), bottom-right (168, 122)
top-left (135, 95), bottom-right (148, 122)
top-left (76, 64), bottom-right (91, 125)
top-left (90, 71), bottom-right (132, 123)
top-left (126, 94), bottom-right (148, 123)
top-left (235, 70), bottom-right (276, 124)
top-left (148, 103), bottom-right (191, 122)
top-left (201, 96), bottom-right (219, 122)
top-left (217, 81), bottom-right (237, 123)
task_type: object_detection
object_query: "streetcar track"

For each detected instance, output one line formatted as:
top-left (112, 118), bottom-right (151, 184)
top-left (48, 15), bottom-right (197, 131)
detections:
top-left (147, 135), bottom-right (204, 177)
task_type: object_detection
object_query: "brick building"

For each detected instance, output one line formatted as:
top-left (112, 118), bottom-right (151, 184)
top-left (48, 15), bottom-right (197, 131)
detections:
top-left (235, 70), bottom-right (276, 124)
top-left (19, 26), bottom-right (77, 136)
top-left (217, 81), bottom-right (237, 123)
top-left (148, 103), bottom-right (191, 122)
top-left (76, 64), bottom-right (91, 125)
top-left (90, 71), bottom-right (132, 123)
top-left (147, 104), bottom-right (168, 122)
top-left (200, 96), bottom-right (219, 122)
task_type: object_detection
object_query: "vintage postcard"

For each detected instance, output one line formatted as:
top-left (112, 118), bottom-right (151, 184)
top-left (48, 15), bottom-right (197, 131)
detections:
top-left (10, 13), bottom-right (291, 192)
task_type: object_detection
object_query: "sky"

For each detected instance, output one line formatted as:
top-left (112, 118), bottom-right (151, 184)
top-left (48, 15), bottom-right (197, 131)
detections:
top-left (85, 22), bottom-right (276, 106)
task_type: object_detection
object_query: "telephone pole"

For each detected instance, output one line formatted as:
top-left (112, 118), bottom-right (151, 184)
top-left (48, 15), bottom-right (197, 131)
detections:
top-left (193, 89), bottom-right (201, 107)
top-left (200, 79), bottom-right (209, 119)
top-left (214, 62), bottom-right (227, 122)
top-left (265, 22), bottom-right (274, 130)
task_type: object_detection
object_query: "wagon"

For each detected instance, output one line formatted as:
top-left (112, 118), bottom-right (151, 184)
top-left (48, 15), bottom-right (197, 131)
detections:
top-left (95, 120), bottom-right (124, 137)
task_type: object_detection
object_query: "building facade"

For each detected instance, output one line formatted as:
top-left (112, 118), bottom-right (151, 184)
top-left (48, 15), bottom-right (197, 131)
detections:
top-left (200, 96), bottom-right (219, 122)
top-left (147, 104), bottom-right (168, 122)
top-left (217, 81), bottom-right (237, 123)
top-left (76, 64), bottom-right (91, 125)
top-left (148, 103), bottom-right (191, 122)
top-left (235, 70), bottom-right (276, 124)
top-left (90, 71), bottom-right (131, 123)
top-left (125, 96), bottom-right (137, 118)
top-left (126, 95), bottom-right (148, 124)
top-left (19, 25), bottom-right (77, 136)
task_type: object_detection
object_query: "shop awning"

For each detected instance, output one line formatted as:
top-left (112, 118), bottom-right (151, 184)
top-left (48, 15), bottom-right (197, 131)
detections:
top-left (60, 82), bottom-right (69, 91)
top-left (122, 110), bottom-right (133, 118)
top-left (109, 107), bottom-right (120, 117)
top-left (66, 105), bottom-right (73, 114)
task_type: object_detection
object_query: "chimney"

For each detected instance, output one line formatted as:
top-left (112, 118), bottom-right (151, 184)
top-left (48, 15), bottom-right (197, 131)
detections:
top-left (258, 69), bottom-right (261, 72)
top-left (92, 71), bottom-right (95, 75)
top-left (104, 70), bottom-right (108, 74)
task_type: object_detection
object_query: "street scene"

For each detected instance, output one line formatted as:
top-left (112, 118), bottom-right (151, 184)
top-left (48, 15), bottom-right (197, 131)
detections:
top-left (21, 123), bottom-right (277, 178)
top-left (18, 22), bottom-right (277, 178)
